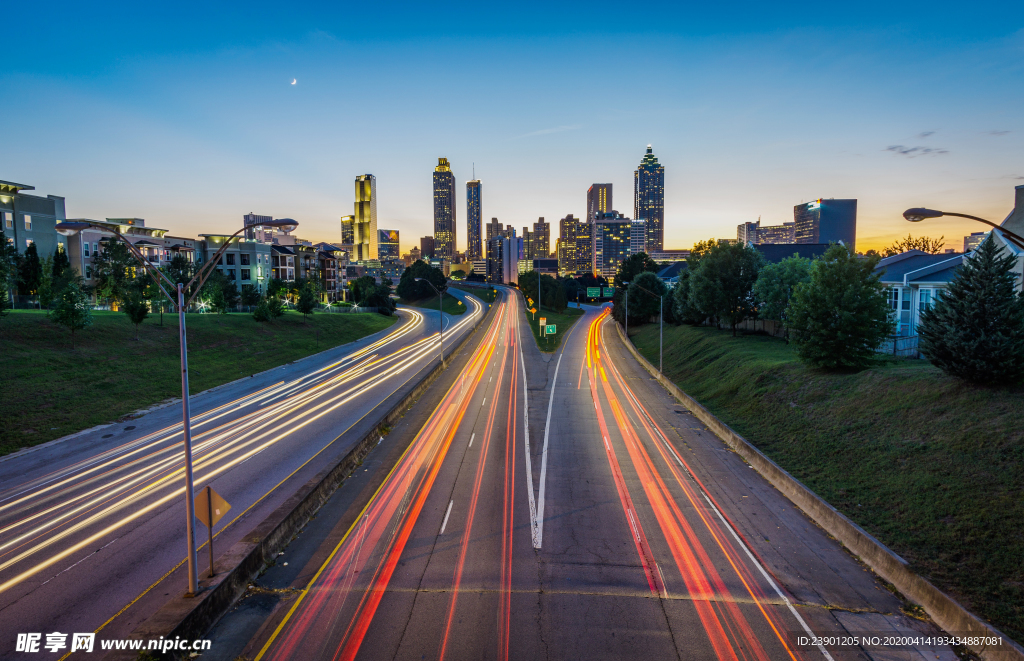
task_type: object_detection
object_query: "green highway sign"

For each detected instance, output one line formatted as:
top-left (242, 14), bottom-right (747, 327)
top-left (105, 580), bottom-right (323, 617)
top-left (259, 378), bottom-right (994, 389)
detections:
top-left (602, 287), bottom-right (615, 297)
top-left (586, 287), bottom-right (600, 298)
top-left (546, 325), bottom-right (556, 335)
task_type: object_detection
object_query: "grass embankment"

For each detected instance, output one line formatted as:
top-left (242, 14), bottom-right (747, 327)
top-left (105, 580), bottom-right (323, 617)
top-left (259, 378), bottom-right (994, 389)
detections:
top-left (629, 323), bottom-right (1024, 643)
top-left (451, 284), bottom-right (497, 304)
top-left (522, 304), bottom-right (585, 353)
top-left (399, 292), bottom-right (467, 316)
top-left (0, 310), bottom-right (397, 455)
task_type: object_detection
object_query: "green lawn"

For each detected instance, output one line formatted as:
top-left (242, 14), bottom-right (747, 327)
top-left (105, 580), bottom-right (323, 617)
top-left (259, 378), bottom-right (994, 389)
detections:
top-left (399, 292), bottom-right (467, 316)
top-left (451, 283), bottom-right (497, 304)
top-left (521, 303), bottom-right (585, 353)
top-left (629, 322), bottom-right (1024, 644)
top-left (0, 309), bottom-right (397, 455)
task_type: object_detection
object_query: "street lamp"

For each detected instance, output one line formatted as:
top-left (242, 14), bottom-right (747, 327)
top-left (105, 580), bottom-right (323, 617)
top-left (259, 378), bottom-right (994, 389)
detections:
top-left (414, 277), bottom-right (445, 368)
top-left (56, 218), bottom-right (298, 596)
top-left (903, 208), bottom-right (1024, 250)
top-left (628, 281), bottom-right (666, 374)
top-left (621, 281), bottom-right (629, 339)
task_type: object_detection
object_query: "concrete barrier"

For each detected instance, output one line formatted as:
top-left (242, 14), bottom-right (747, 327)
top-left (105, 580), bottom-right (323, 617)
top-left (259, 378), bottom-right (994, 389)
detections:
top-left (613, 321), bottom-right (1023, 661)
top-left (111, 294), bottom-right (497, 660)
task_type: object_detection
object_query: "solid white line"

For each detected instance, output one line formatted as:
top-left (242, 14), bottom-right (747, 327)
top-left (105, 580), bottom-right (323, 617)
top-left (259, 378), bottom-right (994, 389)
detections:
top-left (468, 433), bottom-right (475, 448)
top-left (481, 398), bottom-right (486, 406)
top-left (520, 300), bottom-right (539, 549)
top-left (534, 350), bottom-right (563, 549)
top-left (440, 500), bottom-right (454, 535)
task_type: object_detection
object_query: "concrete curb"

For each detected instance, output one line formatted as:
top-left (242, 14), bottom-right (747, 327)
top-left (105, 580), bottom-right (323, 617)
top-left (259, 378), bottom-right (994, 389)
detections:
top-left (613, 321), bottom-right (1023, 661)
top-left (110, 297), bottom-right (495, 660)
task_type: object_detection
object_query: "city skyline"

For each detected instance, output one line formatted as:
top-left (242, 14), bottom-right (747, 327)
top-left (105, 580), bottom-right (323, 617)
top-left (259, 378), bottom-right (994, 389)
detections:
top-left (3, 1), bottom-right (1021, 254)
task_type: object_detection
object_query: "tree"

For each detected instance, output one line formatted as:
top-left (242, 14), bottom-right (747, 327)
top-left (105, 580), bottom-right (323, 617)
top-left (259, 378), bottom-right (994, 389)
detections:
top-left (17, 242), bottom-right (43, 296)
top-left (240, 284), bottom-right (261, 307)
top-left (253, 298), bottom-right (272, 322)
top-left (917, 235), bottom-right (1024, 384)
top-left (520, 272), bottom-right (567, 313)
top-left (122, 287), bottom-right (150, 340)
top-left (52, 244), bottom-right (71, 278)
top-left (0, 231), bottom-right (17, 319)
top-left (296, 283), bottom-right (317, 321)
top-left (396, 260), bottom-right (447, 301)
top-left (687, 242), bottom-right (765, 335)
top-left (91, 240), bottom-right (139, 306)
top-left (37, 255), bottom-right (56, 309)
top-left (883, 234), bottom-right (945, 257)
top-left (49, 279), bottom-right (93, 348)
top-left (267, 277), bottom-right (288, 299)
top-left (626, 272), bottom-right (668, 323)
top-left (612, 253), bottom-right (659, 324)
top-left (752, 255), bottom-right (812, 335)
top-left (161, 254), bottom-right (197, 305)
top-left (788, 244), bottom-right (894, 370)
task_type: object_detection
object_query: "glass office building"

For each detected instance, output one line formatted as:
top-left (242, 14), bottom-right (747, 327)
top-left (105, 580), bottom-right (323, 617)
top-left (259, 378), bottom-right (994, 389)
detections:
top-left (794, 198), bottom-right (857, 247)
top-left (634, 145), bottom-right (665, 253)
top-left (467, 179), bottom-right (482, 262)
top-left (433, 158), bottom-right (456, 260)
top-left (378, 229), bottom-right (400, 259)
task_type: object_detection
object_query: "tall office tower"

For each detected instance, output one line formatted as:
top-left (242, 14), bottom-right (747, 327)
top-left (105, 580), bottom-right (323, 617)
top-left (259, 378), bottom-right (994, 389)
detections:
top-left (353, 174), bottom-right (378, 260)
top-left (576, 217), bottom-right (593, 274)
top-left (420, 236), bottom-right (435, 259)
top-left (629, 218), bottom-right (648, 255)
top-left (486, 236), bottom-right (514, 284)
top-left (558, 214), bottom-right (580, 274)
top-left (634, 145), bottom-right (665, 253)
top-left (737, 220), bottom-right (760, 244)
top-left (484, 217), bottom-right (503, 261)
top-left (759, 222), bottom-right (795, 244)
top-left (533, 217), bottom-right (550, 258)
top-left (433, 158), bottom-right (456, 260)
top-left (341, 215), bottom-right (355, 252)
top-left (794, 198), bottom-right (857, 246)
top-left (592, 212), bottom-right (631, 282)
top-left (466, 179), bottom-right (482, 262)
top-left (378, 229), bottom-right (400, 258)
top-left (522, 227), bottom-right (534, 259)
top-left (587, 184), bottom-right (613, 221)
top-left (244, 212), bottom-right (273, 242)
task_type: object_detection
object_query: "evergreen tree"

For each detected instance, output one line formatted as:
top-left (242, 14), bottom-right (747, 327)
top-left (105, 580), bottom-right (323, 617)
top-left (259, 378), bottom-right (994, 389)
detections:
top-left (296, 284), bottom-right (317, 320)
top-left (625, 271), bottom-right (668, 323)
top-left (917, 235), bottom-right (1024, 384)
top-left (123, 288), bottom-right (150, 340)
top-left (37, 255), bottom-right (56, 309)
top-left (688, 241), bottom-right (765, 335)
top-left (788, 244), bottom-right (894, 370)
top-left (52, 244), bottom-right (72, 278)
top-left (752, 254), bottom-right (812, 335)
top-left (0, 231), bottom-right (16, 318)
top-left (18, 242), bottom-right (42, 296)
top-left (91, 240), bottom-right (136, 306)
top-left (396, 260), bottom-right (446, 300)
top-left (240, 284), bottom-right (261, 307)
top-left (253, 298), bottom-right (272, 322)
top-left (612, 253), bottom-right (659, 325)
top-left (49, 279), bottom-right (93, 348)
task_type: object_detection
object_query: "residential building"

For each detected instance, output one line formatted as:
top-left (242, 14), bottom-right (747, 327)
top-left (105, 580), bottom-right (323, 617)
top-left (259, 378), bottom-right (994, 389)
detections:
top-left (420, 236), bottom-right (435, 259)
top-left (0, 179), bottom-right (66, 257)
top-left (794, 198), bottom-right (857, 247)
top-left (433, 158), bottom-right (456, 260)
top-left (271, 245), bottom-right (296, 281)
top-left (876, 250), bottom-right (965, 336)
top-left (630, 218), bottom-right (648, 255)
top-left (198, 234), bottom-right (273, 295)
top-left (467, 179), bottom-right (482, 262)
top-left (587, 183), bottom-right (612, 222)
top-left (634, 145), bottom-right (665, 253)
top-left (244, 212), bottom-right (274, 242)
top-left (964, 231), bottom-right (987, 253)
top-left (353, 174), bottom-right (378, 260)
top-left (378, 229), bottom-right (400, 259)
top-left (313, 242), bottom-right (348, 301)
top-left (592, 212), bottom-right (631, 282)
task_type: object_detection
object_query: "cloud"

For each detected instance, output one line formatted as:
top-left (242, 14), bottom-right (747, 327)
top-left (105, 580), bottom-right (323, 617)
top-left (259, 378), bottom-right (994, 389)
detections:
top-left (917, 131), bottom-right (935, 138)
top-left (885, 145), bottom-right (949, 157)
top-left (516, 125), bottom-right (582, 138)
top-left (988, 130), bottom-right (1011, 136)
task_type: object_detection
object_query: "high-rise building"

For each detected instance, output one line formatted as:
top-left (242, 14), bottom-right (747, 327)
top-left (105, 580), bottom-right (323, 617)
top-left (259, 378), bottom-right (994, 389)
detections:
top-left (533, 217), bottom-right (550, 258)
top-left (353, 174), bottom-right (378, 260)
top-left (378, 229), bottom-right (400, 259)
top-left (737, 221), bottom-right (759, 245)
top-left (587, 184), bottom-right (613, 222)
top-left (467, 179), bottom-right (482, 262)
top-left (341, 215), bottom-right (355, 253)
top-left (420, 236), bottom-right (435, 259)
top-left (558, 214), bottom-right (581, 275)
top-left (794, 198), bottom-right (857, 247)
top-left (964, 232), bottom-right (987, 252)
top-left (576, 218), bottom-right (593, 274)
top-left (522, 227), bottom-right (534, 259)
top-left (592, 212), bottom-right (631, 282)
top-left (433, 158), bottom-right (456, 260)
top-left (737, 219), bottom-right (796, 245)
top-left (244, 212), bottom-right (273, 242)
top-left (486, 235), bottom-right (515, 285)
top-left (630, 219), bottom-right (648, 255)
top-left (635, 145), bottom-right (665, 253)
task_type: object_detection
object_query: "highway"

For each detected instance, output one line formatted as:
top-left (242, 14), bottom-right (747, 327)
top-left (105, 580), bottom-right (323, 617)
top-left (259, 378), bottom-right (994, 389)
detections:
top-left (0, 290), bottom-right (485, 655)
top-left (239, 293), bottom-right (957, 661)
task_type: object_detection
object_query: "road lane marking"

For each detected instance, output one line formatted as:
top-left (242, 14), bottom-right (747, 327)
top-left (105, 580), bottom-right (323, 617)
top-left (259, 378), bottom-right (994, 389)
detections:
top-left (468, 433), bottom-right (475, 448)
top-left (439, 500), bottom-right (453, 534)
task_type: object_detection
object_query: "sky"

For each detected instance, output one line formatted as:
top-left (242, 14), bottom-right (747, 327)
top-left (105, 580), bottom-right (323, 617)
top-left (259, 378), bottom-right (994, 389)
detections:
top-left (3, 1), bottom-right (1022, 253)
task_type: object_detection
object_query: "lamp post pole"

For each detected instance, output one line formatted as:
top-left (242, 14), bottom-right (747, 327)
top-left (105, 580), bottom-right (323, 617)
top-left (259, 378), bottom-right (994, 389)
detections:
top-left (622, 281), bottom-right (629, 339)
top-left (903, 208), bottom-right (1024, 250)
top-left (57, 218), bottom-right (298, 596)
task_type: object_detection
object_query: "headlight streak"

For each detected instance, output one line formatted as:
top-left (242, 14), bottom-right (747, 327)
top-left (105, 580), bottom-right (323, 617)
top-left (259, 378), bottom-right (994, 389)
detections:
top-left (255, 295), bottom-right (504, 661)
top-left (0, 304), bottom-right (490, 597)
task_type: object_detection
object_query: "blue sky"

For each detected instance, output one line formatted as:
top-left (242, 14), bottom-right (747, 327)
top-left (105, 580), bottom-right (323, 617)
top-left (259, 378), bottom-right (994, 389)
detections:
top-left (4, 1), bottom-right (1022, 252)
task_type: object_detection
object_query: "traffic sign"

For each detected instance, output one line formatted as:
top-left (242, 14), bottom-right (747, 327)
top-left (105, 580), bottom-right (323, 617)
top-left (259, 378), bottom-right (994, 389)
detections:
top-left (546, 325), bottom-right (556, 335)
top-left (602, 287), bottom-right (615, 297)
top-left (195, 485), bottom-right (231, 578)
top-left (539, 317), bottom-right (546, 329)
top-left (587, 287), bottom-right (600, 298)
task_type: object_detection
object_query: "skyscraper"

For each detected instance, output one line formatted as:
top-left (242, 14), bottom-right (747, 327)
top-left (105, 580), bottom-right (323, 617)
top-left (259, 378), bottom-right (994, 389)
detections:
top-left (433, 158), bottom-right (456, 260)
top-left (378, 229), bottom-right (400, 258)
top-left (576, 218), bottom-right (592, 274)
top-left (794, 198), bottom-right (857, 247)
top-left (630, 218), bottom-right (648, 255)
top-left (533, 217), bottom-right (550, 258)
top-left (340, 215), bottom-right (355, 253)
top-left (587, 184), bottom-right (612, 222)
top-left (353, 174), bottom-right (378, 260)
top-left (467, 179), bottom-right (482, 262)
top-left (558, 214), bottom-right (580, 275)
top-left (635, 145), bottom-right (665, 253)
top-left (420, 236), bottom-right (435, 259)
top-left (592, 212), bottom-right (631, 282)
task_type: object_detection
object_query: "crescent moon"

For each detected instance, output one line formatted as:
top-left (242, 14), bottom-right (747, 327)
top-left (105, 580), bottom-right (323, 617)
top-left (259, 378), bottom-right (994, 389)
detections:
top-left (291, 79), bottom-right (297, 85)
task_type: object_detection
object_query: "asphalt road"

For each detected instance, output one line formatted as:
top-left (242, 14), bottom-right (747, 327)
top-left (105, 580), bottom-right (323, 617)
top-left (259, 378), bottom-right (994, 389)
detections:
top-left (229, 295), bottom-right (959, 661)
top-left (0, 291), bottom-right (485, 659)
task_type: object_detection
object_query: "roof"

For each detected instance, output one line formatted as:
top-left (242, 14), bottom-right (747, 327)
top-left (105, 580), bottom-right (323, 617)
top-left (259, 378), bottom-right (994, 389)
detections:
top-left (753, 243), bottom-right (832, 263)
top-left (271, 244), bottom-right (295, 255)
top-left (875, 251), bottom-right (962, 284)
top-left (0, 180), bottom-right (34, 195)
top-left (133, 239), bottom-right (160, 246)
top-left (656, 261), bottom-right (687, 280)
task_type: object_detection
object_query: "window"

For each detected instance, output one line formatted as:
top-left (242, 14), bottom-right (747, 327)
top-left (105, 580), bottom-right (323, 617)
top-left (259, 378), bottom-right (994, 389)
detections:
top-left (26, 239), bottom-right (34, 248)
top-left (241, 269), bottom-right (251, 281)
top-left (24, 215), bottom-right (32, 231)
top-left (919, 289), bottom-right (932, 312)
top-left (226, 254), bottom-right (235, 265)
top-left (227, 269), bottom-right (236, 279)
top-left (93, 243), bottom-right (98, 255)
top-left (240, 254), bottom-right (250, 266)
top-left (83, 242), bottom-right (90, 257)
top-left (85, 266), bottom-right (92, 279)
top-left (3, 212), bottom-right (11, 229)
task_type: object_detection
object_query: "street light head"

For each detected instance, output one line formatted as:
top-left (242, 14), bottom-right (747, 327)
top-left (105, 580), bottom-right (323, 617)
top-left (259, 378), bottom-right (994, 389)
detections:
top-left (261, 219), bottom-right (299, 233)
top-left (903, 208), bottom-right (944, 222)
top-left (55, 221), bottom-right (92, 236)
top-left (414, 277), bottom-right (423, 282)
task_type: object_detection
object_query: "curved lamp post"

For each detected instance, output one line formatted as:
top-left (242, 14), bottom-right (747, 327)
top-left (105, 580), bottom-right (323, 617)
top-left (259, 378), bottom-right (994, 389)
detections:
top-left (56, 218), bottom-right (297, 596)
top-left (414, 277), bottom-right (445, 368)
top-left (903, 208), bottom-right (1024, 250)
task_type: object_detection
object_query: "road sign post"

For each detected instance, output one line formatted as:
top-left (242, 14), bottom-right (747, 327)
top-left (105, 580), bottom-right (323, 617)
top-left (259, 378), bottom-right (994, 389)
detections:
top-left (195, 485), bottom-right (231, 579)
top-left (546, 325), bottom-right (556, 335)
top-left (586, 287), bottom-right (600, 299)
top-left (602, 287), bottom-right (615, 298)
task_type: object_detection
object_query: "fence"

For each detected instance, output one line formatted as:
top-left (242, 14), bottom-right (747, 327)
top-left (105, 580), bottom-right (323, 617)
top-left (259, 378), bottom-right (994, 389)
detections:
top-left (875, 334), bottom-right (920, 358)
